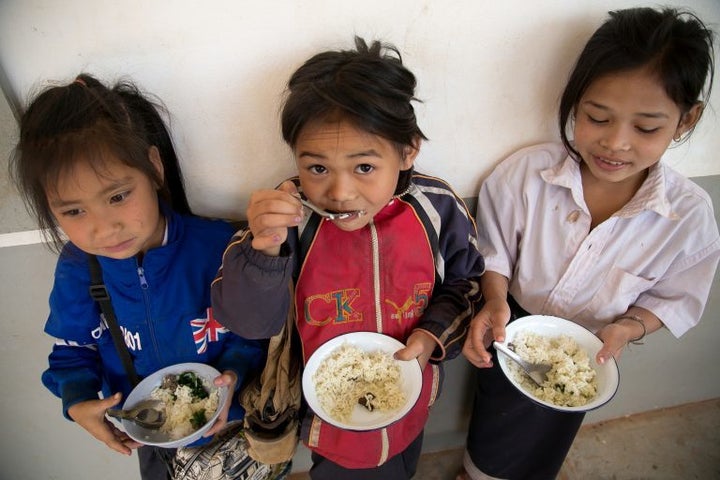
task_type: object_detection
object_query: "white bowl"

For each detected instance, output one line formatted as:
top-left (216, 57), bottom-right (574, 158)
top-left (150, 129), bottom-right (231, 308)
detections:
top-left (497, 315), bottom-right (619, 412)
top-left (302, 332), bottom-right (422, 431)
top-left (119, 362), bottom-right (228, 448)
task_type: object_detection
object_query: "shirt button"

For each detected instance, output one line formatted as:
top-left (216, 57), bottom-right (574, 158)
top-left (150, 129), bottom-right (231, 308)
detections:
top-left (566, 210), bottom-right (581, 223)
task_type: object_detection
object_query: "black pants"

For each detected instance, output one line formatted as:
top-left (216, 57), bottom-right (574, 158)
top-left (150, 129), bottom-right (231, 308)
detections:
top-left (309, 431), bottom-right (424, 480)
top-left (138, 445), bottom-right (176, 480)
top-left (465, 297), bottom-right (585, 479)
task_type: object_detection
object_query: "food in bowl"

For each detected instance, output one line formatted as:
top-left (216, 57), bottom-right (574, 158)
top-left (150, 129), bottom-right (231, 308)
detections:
top-left (312, 343), bottom-right (406, 422)
top-left (149, 370), bottom-right (220, 439)
top-left (506, 331), bottom-right (598, 407)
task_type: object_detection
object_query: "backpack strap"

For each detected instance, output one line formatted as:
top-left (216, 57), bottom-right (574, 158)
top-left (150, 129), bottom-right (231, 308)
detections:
top-left (88, 254), bottom-right (141, 387)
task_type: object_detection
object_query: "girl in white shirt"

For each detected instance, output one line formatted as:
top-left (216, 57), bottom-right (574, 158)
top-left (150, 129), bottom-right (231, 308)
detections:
top-left (459, 7), bottom-right (719, 480)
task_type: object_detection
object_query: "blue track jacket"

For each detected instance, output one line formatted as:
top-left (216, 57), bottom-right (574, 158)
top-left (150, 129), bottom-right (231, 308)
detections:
top-left (41, 208), bottom-right (263, 432)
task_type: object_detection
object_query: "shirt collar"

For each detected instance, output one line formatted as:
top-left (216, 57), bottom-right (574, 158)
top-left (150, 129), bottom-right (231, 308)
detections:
top-left (541, 155), bottom-right (675, 219)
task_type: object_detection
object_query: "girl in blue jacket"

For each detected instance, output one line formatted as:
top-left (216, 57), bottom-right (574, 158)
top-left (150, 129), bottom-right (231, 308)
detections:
top-left (10, 73), bottom-right (263, 479)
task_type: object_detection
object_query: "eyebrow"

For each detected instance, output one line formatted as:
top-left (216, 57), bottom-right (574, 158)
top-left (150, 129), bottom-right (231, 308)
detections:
top-left (49, 177), bottom-right (134, 208)
top-left (582, 100), bottom-right (670, 119)
top-left (297, 149), bottom-right (382, 160)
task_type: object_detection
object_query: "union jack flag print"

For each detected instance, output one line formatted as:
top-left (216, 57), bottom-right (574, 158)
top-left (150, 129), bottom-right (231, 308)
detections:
top-left (190, 308), bottom-right (228, 354)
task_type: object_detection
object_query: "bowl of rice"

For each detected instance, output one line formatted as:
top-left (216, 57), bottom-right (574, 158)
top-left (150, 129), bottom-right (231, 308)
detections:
top-left (302, 332), bottom-right (423, 431)
top-left (118, 362), bottom-right (228, 448)
top-left (496, 315), bottom-right (619, 412)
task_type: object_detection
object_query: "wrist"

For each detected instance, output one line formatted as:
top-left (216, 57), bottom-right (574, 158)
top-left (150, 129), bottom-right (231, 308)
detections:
top-left (613, 314), bottom-right (646, 345)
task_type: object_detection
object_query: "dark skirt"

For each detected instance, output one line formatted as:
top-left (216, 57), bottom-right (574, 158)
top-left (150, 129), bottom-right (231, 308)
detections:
top-left (465, 297), bottom-right (585, 480)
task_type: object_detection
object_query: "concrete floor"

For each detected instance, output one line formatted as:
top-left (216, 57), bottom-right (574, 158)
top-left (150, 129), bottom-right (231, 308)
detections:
top-left (289, 398), bottom-right (720, 479)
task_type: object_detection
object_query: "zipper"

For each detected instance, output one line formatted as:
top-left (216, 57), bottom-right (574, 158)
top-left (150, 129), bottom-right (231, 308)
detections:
top-left (136, 256), bottom-right (160, 362)
top-left (137, 266), bottom-right (149, 289)
top-left (370, 221), bottom-right (382, 333)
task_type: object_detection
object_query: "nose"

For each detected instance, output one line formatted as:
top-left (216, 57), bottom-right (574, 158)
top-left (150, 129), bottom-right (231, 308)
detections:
top-left (600, 124), bottom-right (631, 152)
top-left (90, 209), bottom-right (121, 239)
top-left (326, 174), bottom-right (356, 204)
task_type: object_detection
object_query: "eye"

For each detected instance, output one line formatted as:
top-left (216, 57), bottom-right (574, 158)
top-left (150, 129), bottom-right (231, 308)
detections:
top-left (61, 208), bottom-right (84, 217)
top-left (636, 126), bottom-right (660, 134)
top-left (355, 164), bottom-right (374, 174)
top-left (308, 165), bottom-right (327, 175)
top-left (586, 114), bottom-right (607, 124)
top-left (109, 191), bottom-right (130, 204)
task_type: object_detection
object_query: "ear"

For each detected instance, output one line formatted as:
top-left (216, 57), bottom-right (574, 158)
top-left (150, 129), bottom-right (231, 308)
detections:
top-left (675, 102), bottom-right (704, 139)
top-left (148, 146), bottom-right (165, 188)
top-left (401, 136), bottom-right (422, 169)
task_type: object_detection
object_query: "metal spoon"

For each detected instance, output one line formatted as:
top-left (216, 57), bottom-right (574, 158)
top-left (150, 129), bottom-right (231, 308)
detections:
top-left (106, 399), bottom-right (166, 429)
top-left (295, 195), bottom-right (365, 221)
top-left (494, 341), bottom-right (551, 387)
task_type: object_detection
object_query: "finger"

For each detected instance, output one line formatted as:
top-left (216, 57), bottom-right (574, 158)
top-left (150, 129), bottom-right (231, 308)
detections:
top-left (250, 231), bottom-right (286, 252)
top-left (204, 416), bottom-right (228, 437)
top-left (102, 392), bottom-right (123, 409)
top-left (596, 342), bottom-right (622, 365)
top-left (468, 321), bottom-right (492, 364)
top-left (393, 345), bottom-right (422, 362)
top-left (122, 438), bottom-right (144, 450)
top-left (462, 340), bottom-right (492, 368)
top-left (277, 180), bottom-right (299, 195)
top-left (214, 371), bottom-right (237, 389)
top-left (106, 436), bottom-right (133, 456)
top-left (491, 323), bottom-right (507, 344)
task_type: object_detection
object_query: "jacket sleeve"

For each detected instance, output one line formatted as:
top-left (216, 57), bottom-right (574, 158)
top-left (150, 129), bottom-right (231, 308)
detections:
top-left (42, 246), bottom-right (106, 419)
top-left (41, 343), bottom-right (105, 420)
top-left (414, 182), bottom-right (485, 361)
top-left (214, 332), bottom-right (266, 390)
top-left (211, 229), bottom-right (296, 339)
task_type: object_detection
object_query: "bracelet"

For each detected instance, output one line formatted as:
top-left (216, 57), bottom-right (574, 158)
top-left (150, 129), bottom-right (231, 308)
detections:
top-left (613, 314), bottom-right (646, 345)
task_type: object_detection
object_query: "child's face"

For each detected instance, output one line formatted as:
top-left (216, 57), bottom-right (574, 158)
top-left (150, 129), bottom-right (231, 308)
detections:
top-left (294, 117), bottom-right (417, 231)
top-left (46, 154), bottom-right (165, 259)
top-left (573, 66), bottom-right (700, 188)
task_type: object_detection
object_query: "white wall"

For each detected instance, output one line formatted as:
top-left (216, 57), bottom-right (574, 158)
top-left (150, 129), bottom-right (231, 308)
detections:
top-left (1, 0), bottom-right (719, 225)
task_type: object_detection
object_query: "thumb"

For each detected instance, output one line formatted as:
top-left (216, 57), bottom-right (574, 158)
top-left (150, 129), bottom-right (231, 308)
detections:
top-left (103, 392), bottom-right (123, 409)
top-left (394, 344), bottom-right (422, 362)
top-left (596, 345), bottom-right (615, 365)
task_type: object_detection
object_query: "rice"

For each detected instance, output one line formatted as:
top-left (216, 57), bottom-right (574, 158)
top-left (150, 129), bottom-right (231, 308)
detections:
top-left (312, 343), bottom-right (406, 423)
top-left (506, 331), bottom-right (597, 407)
top-left (150, 371), bottom-right (219, 439)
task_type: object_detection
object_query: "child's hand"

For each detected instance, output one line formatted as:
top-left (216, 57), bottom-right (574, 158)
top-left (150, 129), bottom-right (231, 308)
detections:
top-left (68, 392), bottom-right (141, 455)
top-left (246, 181), bottom-right (304, 256)
top-left (462, 298), bottom-right (511, 368)
top-left (204, 370), bottom-right (238, 437)
top-left (394, 330), bottom-right (436, 370)
top-left (595, 325), bottom-right (630, 364)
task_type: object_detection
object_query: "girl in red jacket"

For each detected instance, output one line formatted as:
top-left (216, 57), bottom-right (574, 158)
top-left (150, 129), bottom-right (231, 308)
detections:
top-left (212, 37), bottom-right (485, 479)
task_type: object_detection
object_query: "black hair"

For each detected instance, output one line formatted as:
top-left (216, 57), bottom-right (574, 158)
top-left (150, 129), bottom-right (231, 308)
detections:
top-left (559, 7), bottom-right (715, 159)
top-left (281, 36), bottom-right (427, 159)
top-left (9, 73), bottom-right (191, 252)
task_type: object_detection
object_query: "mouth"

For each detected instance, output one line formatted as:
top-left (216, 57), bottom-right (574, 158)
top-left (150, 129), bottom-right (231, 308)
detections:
top-left (592, 154), bottom-right (628, 170)
top-left (325, 209), bottom-right (366, 221)
top-left (102, 238), bottom-right (135, 254)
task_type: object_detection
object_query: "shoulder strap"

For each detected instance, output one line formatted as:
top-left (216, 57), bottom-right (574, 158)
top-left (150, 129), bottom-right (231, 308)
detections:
top-left (88, 255), bottom-right (141, 387)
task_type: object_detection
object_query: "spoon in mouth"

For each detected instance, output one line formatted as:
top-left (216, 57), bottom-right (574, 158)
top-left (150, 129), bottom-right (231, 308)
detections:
top-left (294, 195), bottom-right (365, 220)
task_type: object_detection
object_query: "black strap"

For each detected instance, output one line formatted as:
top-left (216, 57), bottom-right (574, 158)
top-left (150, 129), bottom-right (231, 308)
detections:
top-left (88, 255), bottom-right (141, 387)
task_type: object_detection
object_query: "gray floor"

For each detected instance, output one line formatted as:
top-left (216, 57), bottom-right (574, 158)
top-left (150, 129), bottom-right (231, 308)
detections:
top-left (289, 398), bottom-right (720, 479)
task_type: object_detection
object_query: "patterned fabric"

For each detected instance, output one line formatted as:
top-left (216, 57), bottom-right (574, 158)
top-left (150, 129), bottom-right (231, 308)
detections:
top-left (173, 422), bottom-right (291, 480)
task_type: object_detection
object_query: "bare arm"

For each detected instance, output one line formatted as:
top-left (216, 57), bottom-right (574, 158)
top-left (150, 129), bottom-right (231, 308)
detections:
top-left (462, 271), bottom-right (512, 368)
top-left (596, 306), bottom-right (663, 364)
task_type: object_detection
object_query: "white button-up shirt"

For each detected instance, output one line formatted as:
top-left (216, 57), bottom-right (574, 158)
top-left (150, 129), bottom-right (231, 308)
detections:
top-left (476, 142), bottom-right (720, 337)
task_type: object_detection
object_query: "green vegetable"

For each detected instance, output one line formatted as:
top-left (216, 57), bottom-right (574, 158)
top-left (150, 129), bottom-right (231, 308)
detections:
top-left (190, 409), bottom-right (207, 429)
top-left (178, 371), bottom-right (209, 400)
